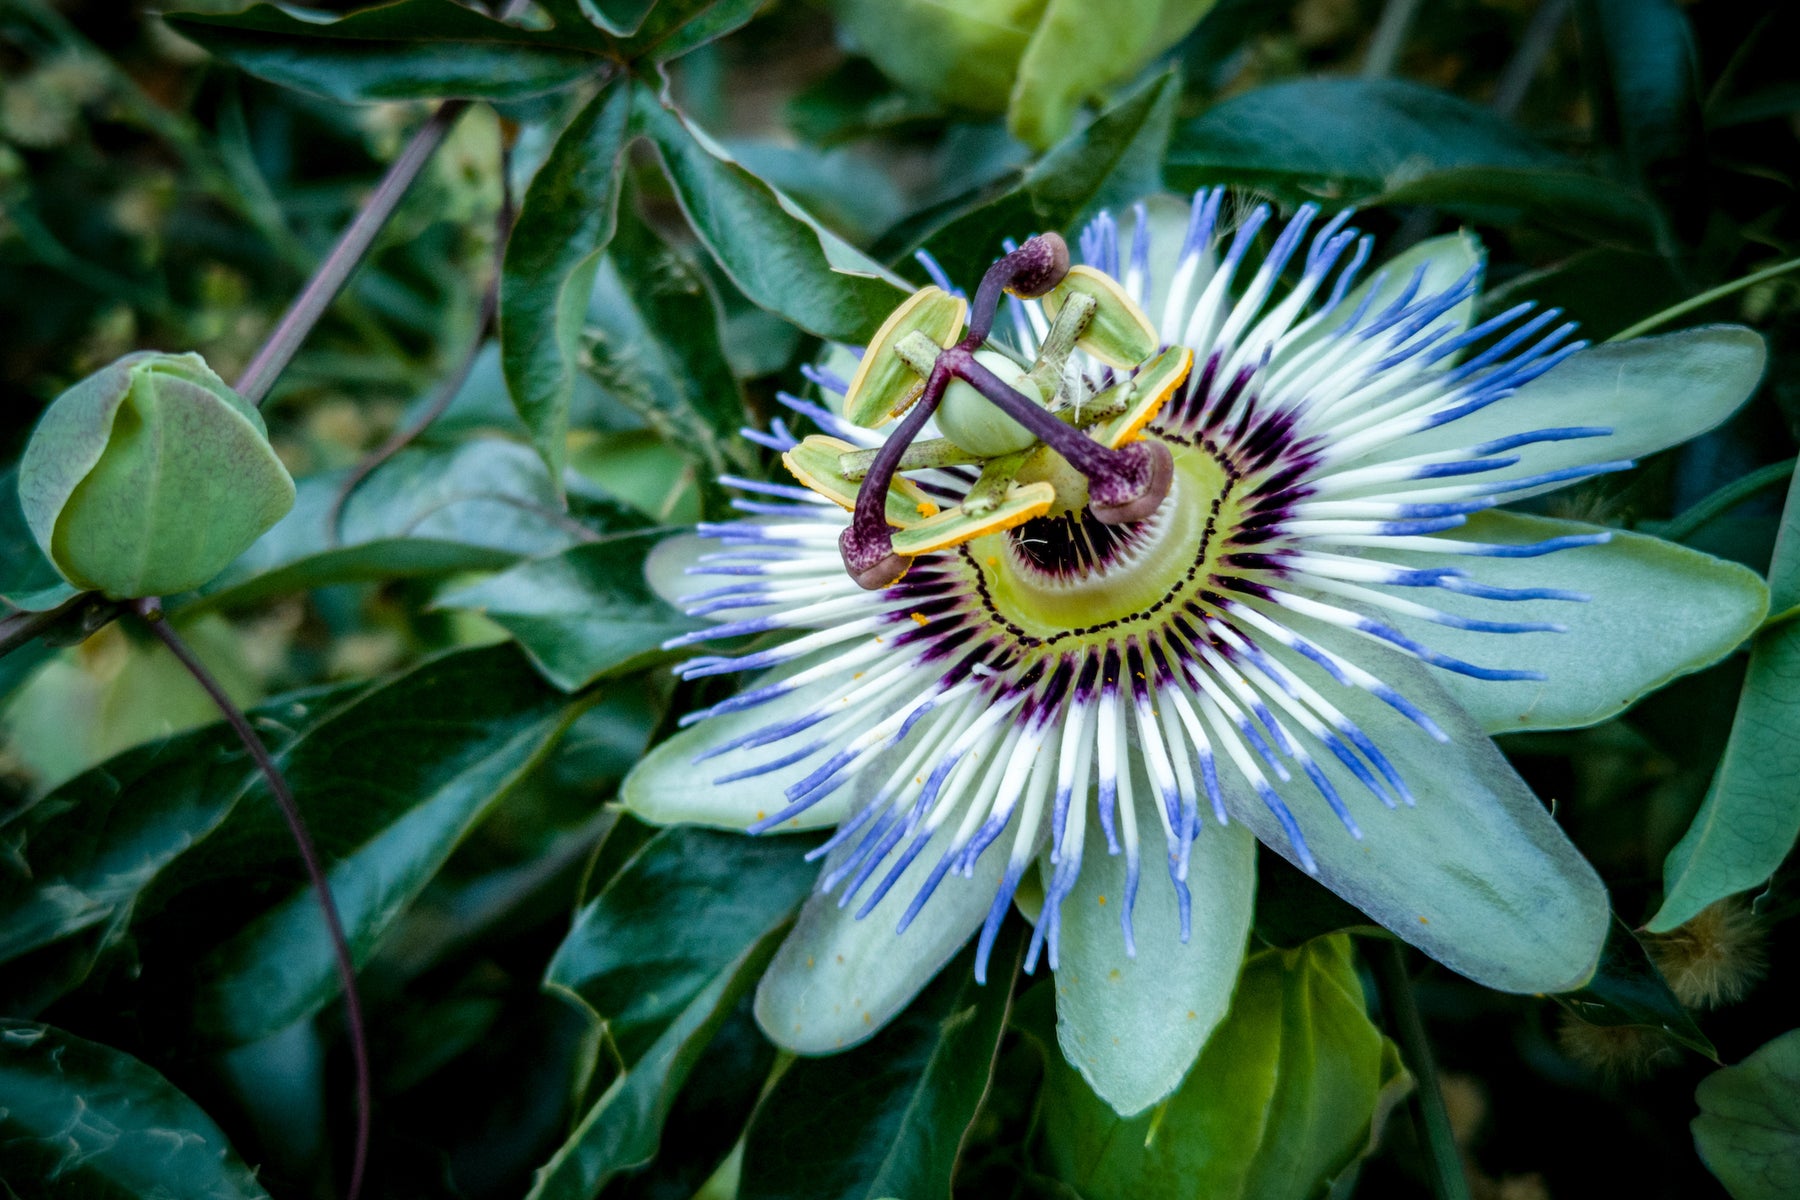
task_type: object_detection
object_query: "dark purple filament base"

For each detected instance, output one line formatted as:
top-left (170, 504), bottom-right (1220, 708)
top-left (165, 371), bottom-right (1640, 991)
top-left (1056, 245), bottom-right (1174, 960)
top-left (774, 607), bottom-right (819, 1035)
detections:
top-left (841, 233), bottom-right (1172, 589)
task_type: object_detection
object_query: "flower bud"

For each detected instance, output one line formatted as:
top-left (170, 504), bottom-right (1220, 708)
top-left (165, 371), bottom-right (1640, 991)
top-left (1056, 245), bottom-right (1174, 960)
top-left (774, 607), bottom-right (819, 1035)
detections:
top-left (18, 352), bottom-right (296, 599)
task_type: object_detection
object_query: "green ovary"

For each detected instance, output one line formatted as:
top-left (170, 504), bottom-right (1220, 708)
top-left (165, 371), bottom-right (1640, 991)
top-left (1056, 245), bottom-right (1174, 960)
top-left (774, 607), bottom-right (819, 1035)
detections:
top-left (964, 439), bottom-right (1235, 643)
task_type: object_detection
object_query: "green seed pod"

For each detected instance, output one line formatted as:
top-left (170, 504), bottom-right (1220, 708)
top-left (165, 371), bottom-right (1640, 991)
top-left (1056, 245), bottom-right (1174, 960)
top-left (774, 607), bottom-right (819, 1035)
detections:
top-left (937, 350), bottom-right (1042, 457)
top-left (18, 352), bottom-right (296, 599)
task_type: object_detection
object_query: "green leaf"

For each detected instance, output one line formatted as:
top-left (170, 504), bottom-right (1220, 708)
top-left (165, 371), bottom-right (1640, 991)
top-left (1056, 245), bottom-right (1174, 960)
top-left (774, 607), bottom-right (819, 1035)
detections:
top-left (1370, 165), bottom-right (1660, 243)
top-left (0, 682), bottom-right (360, 970)
top-left (738, 926), bottom-right (1021, 1200)
top-left (437, 538), bottom-right (700, 692)
top-left (1381, 513), bottom-right (1769, 734)
top-left (631, 82), bottom-right (909, 344)
top-left (1051, 781), bottom-right (1257, 1116)
top-left (824, 0), bottom-right (1041, 115)
top-left (164, 0), bottom-right (604, 103)
top-left (1008, 0), bottom-right (1216, 149)
top-left (1248, 619), bottom-right (1612, 995)
top-left (581, 195), bottom-right (750, 473)
top-left (1379, 325), bottom-right (1767, 501)
top-left (188, 645), bottom-right (576, 1045)
top-left (0, 465), bottom-right (70, 608)
top-left (890, 70), bottom-right (1178, 273)
top-left (0, 1021), bottom-right (270, 1198)
top-left (1041, 936), bottom-right (1408, 1200)
top-left (1653, 462), bottom-right (1800, 931)
top-left (1579, 0), bottom-right (1705, 237)
top-left (615, 0), bottom-right (765, 63)
top-left (530, 827), bottom-right (815, 1198)
top-left (607, 1007), bottom-right (774, 1200)
top-left (502, 80), bottom-right (633, 484)
top-left (1693, 1028), bottom-right (1800, 1200)
top-left (1166, 78), bottom-right (1653, 239)
top-left (195, 440), bottom-right (641, 610)
top-left (1556, 915), bottom-right (1713, 1057)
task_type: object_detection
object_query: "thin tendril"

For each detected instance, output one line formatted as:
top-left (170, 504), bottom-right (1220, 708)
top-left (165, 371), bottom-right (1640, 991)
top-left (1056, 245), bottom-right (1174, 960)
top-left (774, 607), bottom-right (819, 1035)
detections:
top-left (134, 600), bottom-right (371, 1200)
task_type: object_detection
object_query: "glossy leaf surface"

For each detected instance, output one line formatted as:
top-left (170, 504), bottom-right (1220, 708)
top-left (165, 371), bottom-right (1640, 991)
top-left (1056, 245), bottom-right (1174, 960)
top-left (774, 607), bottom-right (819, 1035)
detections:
top-left (0, 1021), bottom-right (270, 1197)
top-left (739, 928), bottom-right (1020, 1200)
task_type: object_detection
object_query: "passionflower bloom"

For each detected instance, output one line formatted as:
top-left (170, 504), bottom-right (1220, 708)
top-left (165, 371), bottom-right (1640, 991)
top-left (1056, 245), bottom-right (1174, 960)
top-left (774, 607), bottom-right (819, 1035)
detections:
top-left (626, 191), bottom-right (1768, 1112)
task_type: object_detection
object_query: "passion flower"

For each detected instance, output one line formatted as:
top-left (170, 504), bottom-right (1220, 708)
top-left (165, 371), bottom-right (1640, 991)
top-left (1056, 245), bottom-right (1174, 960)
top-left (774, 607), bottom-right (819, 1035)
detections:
top-left (626, 191), bottom-right (1768, 1113)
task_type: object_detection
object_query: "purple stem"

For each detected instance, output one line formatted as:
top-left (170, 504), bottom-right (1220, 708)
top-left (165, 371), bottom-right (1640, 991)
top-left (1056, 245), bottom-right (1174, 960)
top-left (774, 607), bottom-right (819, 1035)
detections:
top-left (135, 602), bottom-right (372, 1200)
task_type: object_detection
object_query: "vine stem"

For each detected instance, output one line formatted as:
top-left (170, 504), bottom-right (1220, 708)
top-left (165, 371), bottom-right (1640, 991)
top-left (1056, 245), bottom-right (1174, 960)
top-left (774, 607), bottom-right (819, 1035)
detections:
top-left (134, 600), bottom-right (371, 1200)
top-left (1608, 254), bottom-right (1800, 343)
top-left (1372, 941), bottom-right (1472, 1200)
top-left (234, 99), bottom-right (471, 407)
top-left (1649, 455), bottom-right (1799, 544)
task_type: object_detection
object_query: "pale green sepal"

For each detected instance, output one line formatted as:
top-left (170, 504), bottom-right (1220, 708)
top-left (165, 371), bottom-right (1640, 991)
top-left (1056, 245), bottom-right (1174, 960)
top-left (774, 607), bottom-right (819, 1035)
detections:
top-left (1242, 613), bottom-right (1610, 993)
top-left (622, 652), bottom-right (857, 832)
top-left (1380, 325), bottom-right (1766, 497)
top-left (754, 827), bottom-right (1002, 1054)
top-left (1652, 461), bottom-right (1800, 931)
top-left (1051, 783), bottom-right (1256, 1116)
top-left (1382, 512), bottom-right (1769, 733)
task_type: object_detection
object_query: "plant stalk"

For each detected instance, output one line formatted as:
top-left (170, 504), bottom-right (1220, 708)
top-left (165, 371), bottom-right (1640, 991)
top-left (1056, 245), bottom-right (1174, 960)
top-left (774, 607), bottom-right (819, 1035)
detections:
top-left (235, 100), bottom-right (471, 407)
top-left (1373, 941), bottom-right (1472, 1200)
top-left (135, 600), bottom-right (371, 1200)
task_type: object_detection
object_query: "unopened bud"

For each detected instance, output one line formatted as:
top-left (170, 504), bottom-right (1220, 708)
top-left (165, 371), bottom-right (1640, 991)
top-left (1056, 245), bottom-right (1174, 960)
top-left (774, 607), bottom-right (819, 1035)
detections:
top-left (19, 352), bottom-right (295, 599)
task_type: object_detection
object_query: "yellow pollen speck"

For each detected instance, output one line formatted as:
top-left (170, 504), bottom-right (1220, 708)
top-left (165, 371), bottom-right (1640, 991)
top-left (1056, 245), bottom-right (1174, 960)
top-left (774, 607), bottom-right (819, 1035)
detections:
top-left (1186, 1011), bottom-right (1197, 1020)
top-left (807, 956), bottom-right (815, 968)
top-left (911, 612), bottom-right (929, 626)
top-left (836, 954), bottom-right (845, 964)
top-left (755, 811), bottom-right (766, 820)
top-left (1108, 968), bottom-right (1121, 981)
top-left (987, 556), bottom-right (999, 566)
top-left (916, 501), bottom-right (939, 518)
top-left (854, 672), bottom-right (865, 679)
top-left (1418, 916), bottom-right (1430, 924)
top-left (863, 1012), bottom-right (873, 1024)
top-left (1097, 895), bottom-right (1107, 906)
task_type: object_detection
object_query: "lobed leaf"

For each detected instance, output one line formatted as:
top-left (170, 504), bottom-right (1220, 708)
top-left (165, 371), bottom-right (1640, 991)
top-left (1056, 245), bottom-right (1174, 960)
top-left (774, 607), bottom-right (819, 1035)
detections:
top-left (437, 537), bottom-right (700, 692)
top-left (189, 646), bottom-right (578, 1045)
top-left (738, 927), bottom-right (1021, 1200)
top-left (501, 80), bottom-right (634, 485)
top-left (1693, 1028), bottom-right (1800, 1200)
top-left (632, 82), bottom-right (909, 344)
top-left (1041, 936), bottom-right (1408, 1200)
top-left (529, 827), bottom-right (815, 1198)
top-left (0, 1023), bottom-right (271, 1197)
top-left (164, 0), bottom-right (604, 103)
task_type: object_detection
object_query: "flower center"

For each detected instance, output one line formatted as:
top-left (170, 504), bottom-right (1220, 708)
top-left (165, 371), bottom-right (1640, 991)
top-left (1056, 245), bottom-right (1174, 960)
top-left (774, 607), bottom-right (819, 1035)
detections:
top-left (956, 436), bottom-right (1236, 645)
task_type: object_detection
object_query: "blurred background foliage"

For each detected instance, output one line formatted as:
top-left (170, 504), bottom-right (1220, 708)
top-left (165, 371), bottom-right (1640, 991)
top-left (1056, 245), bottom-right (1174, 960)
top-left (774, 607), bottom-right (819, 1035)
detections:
top-left (0, 0), bottom-right (1798, 1197)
